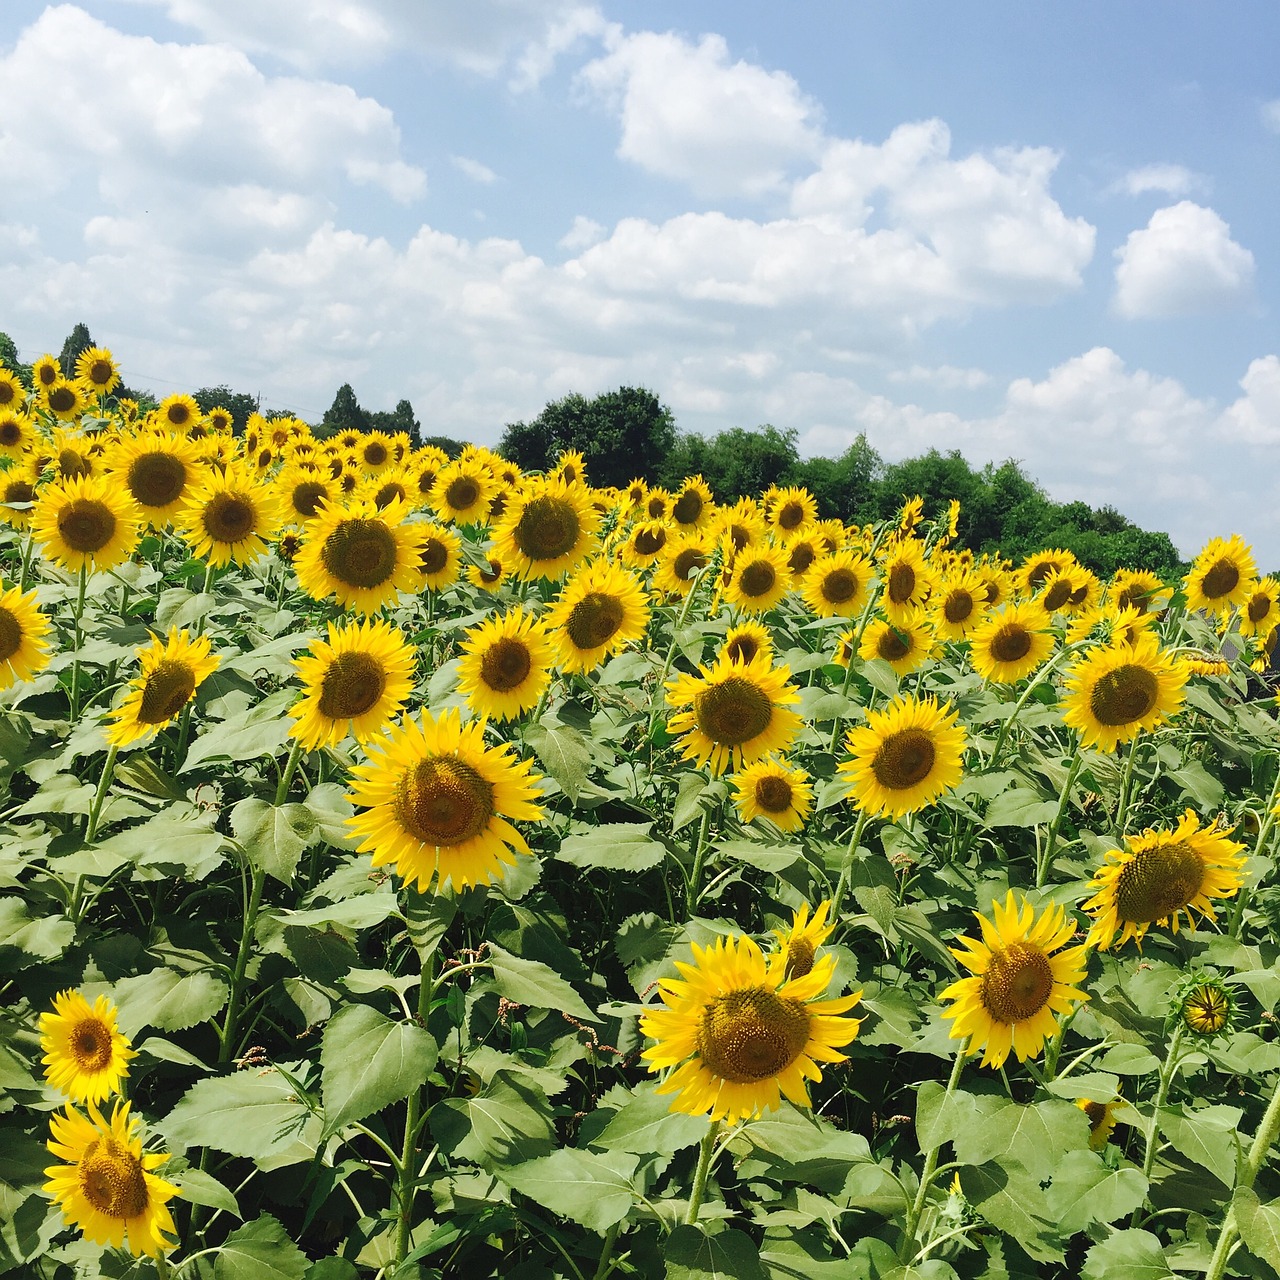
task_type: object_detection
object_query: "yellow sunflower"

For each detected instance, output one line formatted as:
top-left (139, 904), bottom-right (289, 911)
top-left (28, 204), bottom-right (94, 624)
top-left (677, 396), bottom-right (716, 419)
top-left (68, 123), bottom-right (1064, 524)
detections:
top-left (1109, 569), bottom-right (1171, 616)
top-left (800, 549), bottom-right (873, 619)
top-left (1082, 810), bottom-right (1247, 951)
top-left (643, 488), bottom-right (672, 522)
top-left (32, 354), bottom-right (61, 391)
top-left (879, 538), bottom-right (936, 622)
top-left (1077, 1098), bottom-right (1122, 1151)
top-left (32, 473), bottom-right (141, 573)
top-left (44, 1101), bottom-right (180, 1258)
top-left (0, 369), bottom-right (26, 412)
top-left (0, 410), bottom-right (34, 460)
top-left (1239, 577), bottom-right (1280, 639)
top-left (467, 552), bottom-right (506, 592)
top-left (839, 694), bottom-right (966, 819)
top-left (1183, 534), bottom-right (1257, 615)
top-left (456, 608), bottom-right (555, 721)
top-left (670, 475), bottom-right (716, 530)
top-left (415, 522), bottom-right (463, 592)
top-left (622, 477), bottom-right (649, 510)
top-left (346, 707), bottom-right (545, 892)
top-left (653, 530), bottom-right (716, 598)
top-left (40, 990), bottom-right (135, 1105)
top-left (772, 900), bottom-right (836, 980)
top-left (780, 532), bottom-right (822, 580)
top-left (768, 486), bottom-right (818, 536)
top-left (289, 617), bottom-right (415, 749)
top-left (155, 393), bottom-right (199, 433)
top-left (1060, 632), bottom-right (1187, 753)
top-left (362, 465), bottom-right (416, 513)
top-left (898, 494), bottom-right (925, 534)
top-left (74, 348), bottom-right (120, 397)
top-left (619, 519), bottom-right (670, 569)
top-left (548, 448), bottom-right (588, 488)
top-left (105, 629), bottom-right (220, 748)
top-left (545, 559), bottom-right (651, 674)
top-left (275, 466), bottom-right (336, 525)
top-left (933, 568), bottom-right (990, 641)
top-left (722, 543), bottom-right (792, 615)
top-left (732, 756), bottom-right (813, 833)
top-left (968, 602), bottom-right (1056, 684)
top-left (107, 431), bottom-right (205, 525)
top-left (666, 653), bottom-right (801, 776)
top-left (1016, 547), bottom-right (1077, 597)
top-left (294, 499), bottom-right (424, 614)
top-left (640, 931), bottom-right (861, 1124)
top-left (431, 460), bottom-right (493, 525)
top-left (495, 477), bottom-right (599, 581)
top-left (49, 427), bottom-right (98, 481)
top-left (1036, 566), bottom-right (1093, 618)
top-left (858, 609), bottom-right (936, 677)
top-left (718, 503), bottom-right (767, 559)
top-left (0, 463), bottom-right (39, 530)
top-left (42, 377), bottom-right (88, 422)
top-left (939, 892), bottom-right (1090, 1069)
top-left (177, 463), bottom-right (276, 567)
top-left (722, 619), bottom-right (773, 667)
top-left (0, 581), bottom-right (52, 689)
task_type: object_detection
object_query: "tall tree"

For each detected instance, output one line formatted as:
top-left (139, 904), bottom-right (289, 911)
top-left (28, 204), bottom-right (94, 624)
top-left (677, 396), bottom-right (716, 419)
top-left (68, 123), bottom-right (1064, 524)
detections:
top-left (320, 383), bottom-right (371, 438)
top-left (193, 386), bottom-right (260, 434)
top-left (368, 398), bottom-right (423, 450)
top-left (0, 332), bottom-right (32, 390)
top-left (58, 323), bottom-right (95, 378)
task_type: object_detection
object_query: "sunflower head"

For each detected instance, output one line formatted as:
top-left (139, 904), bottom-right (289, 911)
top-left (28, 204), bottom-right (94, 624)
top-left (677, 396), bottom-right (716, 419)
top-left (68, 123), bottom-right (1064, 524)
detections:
top-left (771, 901), bottom-right (835, 980)
top-left (1183, 534), bottom-right (1257, 614)
top-left (546, 559), bottom-right (651, 674)
top-left (105, 629), bottom-right (221, 748)
top-left (1176, 974), bottom-right (1234, 1039)
top-left (1077, 1097), bottom-right (1121, 1151)
top-left (732, 756), bottom-right (813, 833)
top-left (0, 580), bottom-right (53, 689)
top-left (32, 473), bottom-right (142, 572)
top-left (496, 477), bottom-right (600, 581)
top-left (40, 990), bottom-right (136, 1105)
top-left (456, 608), bottom-right (554, 722)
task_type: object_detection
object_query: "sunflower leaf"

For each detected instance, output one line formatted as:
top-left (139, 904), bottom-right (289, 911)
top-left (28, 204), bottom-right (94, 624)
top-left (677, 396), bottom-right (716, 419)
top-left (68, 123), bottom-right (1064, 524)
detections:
top-left (664, 1225), bottom-right (769, 1280)
top-left (1080, 1228), bottom-right (1176, 1280)
top-left (498, 1147), bottom-right (640, 1232)
top-left (555, 822), bottom-right (666, 872)
top-left (213, 1213), bottom-right (309, 1280)
top-left (523, 721), bottom-right (592, 801)
top-left (231, 798), bottom-right (319, 885)
top-left (487, 941), bottom-right (597, 1021)
top-left (1234, 1187), bottom-right (1280, 1268)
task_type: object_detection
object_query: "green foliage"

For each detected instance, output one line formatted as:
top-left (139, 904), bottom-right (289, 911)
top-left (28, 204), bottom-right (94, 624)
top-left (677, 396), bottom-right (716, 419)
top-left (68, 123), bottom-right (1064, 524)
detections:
top-left (57, 321), bottom-right (94, 378)
top-left (194, 385), bottom-right (261, 434)
top-left (321, 382), bottom-right (371, 437)
top-left (0, 331), bottom-right (33, 389)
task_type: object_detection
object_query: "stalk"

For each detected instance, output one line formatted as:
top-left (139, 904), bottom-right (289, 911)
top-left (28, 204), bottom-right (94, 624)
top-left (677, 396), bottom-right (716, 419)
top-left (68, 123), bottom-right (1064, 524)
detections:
top-left (217, 862), bottom-right (268, 1063)
top-left (830, 807), bottom-right (871, 923)
top-left (987, 643), bottom-right (1080, 768)
top-left (68, 745), bottom-right (120, 926)
top-left (1036, 750), bottom-right (1084, 887)
top-left (1114, 732), bottom-right (1142, 837)
top-left (68, 565), bottom-right (88, 718)
top-left (684, 804), bottom-right (714, 918)
top-left (902, 1039), bottom-right (969, 1258)
top-left (1229, 763), bottom-right (1280, 938)
top-left (1130, 1022), bottom-right (1186, 1226)
top-left (274, 740), bottom-right (304, 806)
top-left (394, 951), bottom-right (437, 1268)
top-left (684, 1120), bottom-right (722, 1225)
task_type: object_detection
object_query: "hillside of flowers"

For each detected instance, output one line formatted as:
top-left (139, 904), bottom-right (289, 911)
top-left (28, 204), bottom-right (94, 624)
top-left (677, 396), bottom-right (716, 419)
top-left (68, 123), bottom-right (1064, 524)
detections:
top-left (1, 350), bottom-right (1279, 1280)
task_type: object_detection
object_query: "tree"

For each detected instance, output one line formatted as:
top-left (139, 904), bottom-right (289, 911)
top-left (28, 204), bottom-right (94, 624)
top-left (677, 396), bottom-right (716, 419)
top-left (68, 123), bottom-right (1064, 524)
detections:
top-left (421, 435), bottom-right (467, 459)
top-left (368, 399), bottom-right (423, 450)
top-left (58, 323), bottom-right (94, 378)
top-left (789, 434), bottom-right (883, 523)
top-left (193, 386), bottom-right (260, 435)
top-left (320, 383), bottom-right (371, 439)
top-left (0, 332), bottom-right (32, 390)
top-left (702, 425), bottom-right (799, 501)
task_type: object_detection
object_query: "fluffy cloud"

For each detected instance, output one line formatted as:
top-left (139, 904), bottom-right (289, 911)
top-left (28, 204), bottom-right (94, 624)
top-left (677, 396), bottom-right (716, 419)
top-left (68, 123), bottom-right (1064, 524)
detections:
top-left (888, 364), bottom-right (991, 391)
top-left (1217, 355), bottom-right (1280, 445)
top-left (1113, 202), bottom-right (1255, 318)
top-left (1113, 163), bottom-right (1201, 197)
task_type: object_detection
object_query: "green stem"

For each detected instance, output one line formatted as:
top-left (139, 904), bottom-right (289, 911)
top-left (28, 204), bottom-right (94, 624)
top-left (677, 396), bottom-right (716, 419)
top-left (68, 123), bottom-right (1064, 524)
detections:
top-left (1131, 1022), bottom-right (1185, 1226)
top-left (17, 531), bottom-right (35, 592)
top-left (217, 863), bottom-right (268, 1063)
top-left (1229, 764), bottom-right (1280, 939)
top-left (591, 1220), bottom-right (623, 1280)
top-left (828, 584), bottom-right (884, 753)
top-left (685, 803), bottom-right (714, 918)
top-left (1037, 750), bottom-right (1085, 888)
top-left (154, 1251), bottom-right (174, 1279)
top-left (903, 1039), bottom-right (969, 1259)
top-left (1114, 732), bottom-right (1142, 837)
top-left (830, 807), bottom-right (871, 922)
top-left (68, 746), bottom-right (121, 927)
top-left (194, 563), bottom-right (215, 636)
top-left (987, 644), bottom-right (1079, 768)
top-left (394, 952), bottom-right (436, 1269)
top-left (684, 1120), bottom-right (722, 1226)
top-left (274, 741), bottom-right (304, 806)
top-left (649, 564), bottom-right (711, 735)
top-left (69, 565), bottom-right (88, 719)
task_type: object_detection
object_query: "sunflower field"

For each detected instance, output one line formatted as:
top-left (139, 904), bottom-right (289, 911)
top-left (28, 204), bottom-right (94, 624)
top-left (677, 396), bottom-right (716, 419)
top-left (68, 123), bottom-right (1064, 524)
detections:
top-left (2, 354), bottom-right (1280, 1280)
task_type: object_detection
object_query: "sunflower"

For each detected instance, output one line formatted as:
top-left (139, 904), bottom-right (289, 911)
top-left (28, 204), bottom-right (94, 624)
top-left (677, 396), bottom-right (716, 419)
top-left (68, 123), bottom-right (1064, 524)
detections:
top-left (1082, 810), bottom-right (1246, 950)
top-left (107, 431), bottom-right (205, 524)
top-left (49, 427), bottom-right (99, 482)
top-left (0, 464), bottom-right (39, 530)
top-left (1183, 534), bottom-right (1257, 615)
top-left (1077, 1098), bottom-right (1121, 1151)
top-left (431, 460), bottom-right (493, 525)
top-left (732, 756), bottom-right (813, 833)
top-left (416, 522), bottom-right (463, 592)
top-left (722, 619), bottom-right (773, 667)
top-left (40, 990), bottom-right (135, 1105)
top-left (619, 519), bottom-right (670, 569)
top-left (0, 369), bottom-right (26, 412)
top-left (155, 393), bottom-right (199, 433)
top-left (1239, 577), bottom-right (1280, 639)
top-left (839, 694), bottom-right (966, 819)
top-left (939, 892), bottom-right (1089, 1069)
top-left (1016, 548), bottom-right (1076, 597)
top-left (105, 629), bottom-right (220, 748)
top-left (546, 559), bottom-right (651, 674)
top-left (289, 618), bottom-right (415, 749)
top-left (1109, 569), bottom-right (1171, 616)
top-left (722, 543), bottom-right (792, 615)
top-left (1036, 566), bottom-right (1093, 617)
top-left (968, 602), bottom-right (1056, 684)
top-left (768, 486), bottom-right (818, 537)
top-left (640, 932), bottom-right (861, 1124)
top-left (771, 901), bottom-right (836, 980)
top-left (33, 473), bottom-right (141, 573)
top-left (205, 405), bottom-right (234, 434)
top-left (357, 431), bottom-right (396, 475)
top-left (42, 377), bottom-right (87, 422)
top-left (295, 499), bottom-right (424, 613)
top-left (879, 538), bottom-right (936, 621)
top-left (858, 610), bottom-right (936, 676)
top-left (666, 654), bottom-right (801, 776)
top-left (495, 477), bottom-right (599, 581)
top-left (457, 608), bottom-right (555, 721)
top-left (44, 1100), bottom-right (180, 1257)
top-left (346, 707), bottom-right (545, 891)
top-left (1066, 602), bottom-right (1156, 650)
top-left (177, 463), bottom-right (276, 568)
top-left (548, 448), bottom-right (588, 488)
top-left (933, 568), bottom-right (990, 641)
top-left (800, 549), bottom-right (873, 619)
top-left (32, 354), bottom-right (61, 390)
top-left (622, 477), bottom-right (649, 510)
top-left (468, 552), bottom-right (506, 592)
top-left (0, 410), bottom-right (33, 460)
top-left (364, 466), bottom-right (416, 513)
top-left (1060, 632), bottom-right (1187, 753)
top-left (1179, 977), bottom-right (1234, 1038)
top-left (0, 581), bottom-right (52, 689)
top-left (670, 475), bottom-right (715, 530)
top-left (275, 466), bottom-right (336, 524)
top-left (974, 562), bottom-right (1012, 609)
top-left (74, 348), bottom-right (120, 397)
top-left (782, 532), bottom-right (823, 580)
top-left (898, 494), bottom-right (925, 534)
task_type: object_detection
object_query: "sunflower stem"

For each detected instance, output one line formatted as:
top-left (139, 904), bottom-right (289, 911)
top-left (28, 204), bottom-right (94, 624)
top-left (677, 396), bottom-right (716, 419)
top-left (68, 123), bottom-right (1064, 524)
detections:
top-left (903, 1038), bottom-right (969, 1259)
top-left (1037, 750), bottom-right (1085, 888)
top-left (274, 740), bottom-right (304, 806)
top-left (394, 950), bottom-right (437, 1269)
top-left (17, 530), bottom-right (35, 592)
top-left (85, 745), bottom-right (119, 846)
top-left (1229, 762), bottom-right (1280, 939)
top-left (591, 1220), bottom-right (623, 1280)
top-left (685, 803), bottom-right (714, 918)
top-left (1130, 1020), bottom-right (1185, 1226)
top-left (69, 564), bottom-right (88, 719)
top-left (828, 583), bottom-right (884, 754)
top-left (217, 862), bottom-right (268, 1064)
top-left (987, 642), bottom-right (1080, 768)
top-left (830, 807), bottom-right (871, 924)
top-left (684, 1119), bottom-right (722, 1226)
top-left (1114, 732), bottom-right (1142, 837)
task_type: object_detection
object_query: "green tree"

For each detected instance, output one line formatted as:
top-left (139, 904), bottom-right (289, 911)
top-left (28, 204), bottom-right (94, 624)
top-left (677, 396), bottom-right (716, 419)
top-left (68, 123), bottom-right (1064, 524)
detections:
top-left (703, 425), bottom-right (799, 501)
top-left (421, 435), bottom-right (467, 459)
top-left (193, 386), bottom-right (260, 435)
top-left (320, 383), bottom-right (371, 439)
top-left (0, 332), bottom-right (32, 390)
top-left (368, 399), bottom-right (424, 450)
top-left (58, 323), bottom-right (94, 378)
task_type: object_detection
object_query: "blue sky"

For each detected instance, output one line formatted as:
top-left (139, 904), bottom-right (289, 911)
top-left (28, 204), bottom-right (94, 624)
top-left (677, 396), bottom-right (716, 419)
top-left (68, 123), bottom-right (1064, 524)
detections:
top-left (3, 2), bottom-right (1280, 564)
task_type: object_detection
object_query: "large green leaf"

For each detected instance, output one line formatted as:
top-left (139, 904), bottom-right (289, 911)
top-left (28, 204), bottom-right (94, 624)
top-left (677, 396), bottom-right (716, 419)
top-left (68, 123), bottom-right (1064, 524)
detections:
top-left (174, 1166), bottom-right (241, 1218)
top-left (1080, 1229), bottom-right (1175, 1280)
top-left (589, 1082), bottom-right (708, 1156)
top-left (214, 1213), bottom-right (309, 1280)
top-left (111, 968), bottom-right (229, 1035)
top-left (320, 1004), bottom-right (437, 1138)
top-left (500, 1147), bottom-right (640, 1232)
top-left (231, 798), bottom-right (319, 884)
top-left (431, 1071), bottom-right (555, 1169)
top-left (556, 822), bottom-right (666, 871)
top-left (487, 941), bottom-right (597, 1021)
top-left (1234, 1186), bottom-right (1280, 1269)
top-left (952, 1096), bottom-right (1089, 1183)
top-left (959, 1161), bottom-right (1063, 1264)
top-left (0, 898), bottom-right (75, 968)
top-left (1044, 1149), bottom-right (1148, 1233)
top-left (1156, 1103), bottom-right (1242, 1188)
top-left (181, 689), bottom-right (296, 772)
top-left (664, 1225), bottom-right (769, 1280)
top-left (523, 721), bottom-right (592, 801)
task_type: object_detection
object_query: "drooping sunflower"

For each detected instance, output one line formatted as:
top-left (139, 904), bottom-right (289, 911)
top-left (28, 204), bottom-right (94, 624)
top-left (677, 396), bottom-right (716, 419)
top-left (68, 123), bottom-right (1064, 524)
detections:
top-left (1239, 577), bottom-right (1280, 639)
top-left (40, 990), bottom-right (135, 1104)
top-left (939, 892), bottom-right (1090, 1069)
top-left (107, 431), bottom-right (205, 525)
top-left (32, 473), bottom-right (141, 573)
top-left (289, 617), bottom-right (415, 749)
top-left (722, 619), bottom-right (774, 667)
top-left (155, 393), bottom-right (200, 433)
top-left (800, 549), bottom-right (873, 619)
top-left (416, 522), bottom-right (463, 592)
top-left (431, 459), bottom-right (493, 525)
top-left (670, 475), bottom-right (716, 530)
top-left (44, 1101), bottom-right (180, 1258)
top-left (723, 543), bottom-right (792, 615)
top-left (858, 610), bottom-right (936, 676)
top-left (732, 756), bottom-right (813, 833)
top-left (456, 608), bottom-right (555, 721)
top-left (1060, 631), bottom-right (1187, 753)
top-left (839, 694), bottom-right (966, 819)
top-left (619, 519), bottom-right (669, 569)
top-left (933, 568), bottom-right (990, 641)
top-left (105, 629), bottom-right (220, 748)
top-left (967, 602), bottom-right (1056, 684)
top-left (548, 448), bottom-right (588, 488)
top-left (0, 580), bottom-right (52, 689)
top-left (666, 653), bottom-right (801, 776)
top-left (1183, 534), bottom-right (1257, 615)
top-left (295, 499), bottom-right (424, 613)
top-left (468, 552), bottom-right (506, 592)
top-left (74, 347), bottom-right (120, 397)
top-left (879, 538), bottom-right (936, 622)
top-left (346, 707), bottom-right (545, 891)
top-left (545, 559), bottom-right (651, 674)
top-left (640, 931), bottom-right (861, 1124)
top-left (0, 410), bottom-right (33, 460)
top-left (495, 477), bottom-right (599, 581)
top-left (176, 463), bottom-right (277, 567)
top-left (1077, 1098), bottom-right (1122, 1151)
top-left (1082, 809), bottom-right (1246, 951)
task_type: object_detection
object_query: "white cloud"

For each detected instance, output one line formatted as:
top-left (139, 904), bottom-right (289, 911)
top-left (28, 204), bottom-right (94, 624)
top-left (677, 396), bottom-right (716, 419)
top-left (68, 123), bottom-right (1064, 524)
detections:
top-left (1113, 163), bottom-right (1201, 197)
top-left (888, 364), bottom-right (991, 390)
top-left (451, 156), bottom-right (499, 185)
top-left (1216, 355), bottom-right (1280, 445)
top-left (1262, 99), bottom-right (1280, 133)
top-left (577, 31), bottom-right (824, 198)
top-left (558, 215), bottom-right (605, 250)
top-left (1113, 201), bottom-right (1255, 318)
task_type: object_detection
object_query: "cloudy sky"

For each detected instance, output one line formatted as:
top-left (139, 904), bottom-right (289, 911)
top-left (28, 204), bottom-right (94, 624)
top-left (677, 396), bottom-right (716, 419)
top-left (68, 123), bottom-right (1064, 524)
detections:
top-left (3, 2), bottom-right (1280, 564)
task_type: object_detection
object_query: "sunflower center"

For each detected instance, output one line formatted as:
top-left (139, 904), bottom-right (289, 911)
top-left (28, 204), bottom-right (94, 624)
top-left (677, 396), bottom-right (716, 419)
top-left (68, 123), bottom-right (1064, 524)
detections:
top-left (4, 479), bottom-right (34, 506)
top-left (646, 495), bottom-right (666, 518)
top-left (697, 987), bottom-right (811, 1083)
top-left (1200, 558), bottom-right (1239, 600)
top-left (393, 755), bottom-right (495, 847)
top-left (672, 490), bottom-right (704, 524)
top-left (129, 454), bottom-right (186, 509)
top-left (0, 385), bottom-right (14, 407)
top-left (785, 938), bottom-right (816, 979)
top-left (419, 537), bottom-right (449, 576)
top-left (478, 558), bottom-right (502, 585)
top-left (1089, 664), bottom-right (1158, 726)
top-left (166, 403), bottom-right (191, 427)
top-left (203, 492), bottom-right (256, 544)
top-left (566, 592), bottom-right (625, 651)
top-left (776, 500), bottom-right (806, 531)
top-left (1082, 1100), bottom-right (1109, 1130)
top-left (1248, 594), bottom-right (1272, 624)
top-left (755, 774), bottom-right (793, 813)
top-left (888, 562), bottom-right (916, 605)
top-left (480, 637), bottom-right (533, 691)
top-left (633, 527), bottom-right (665, 556)
top-left (321, 518), bottom-right (398, 588)
top-left (990, 624), bottom-right (1032, 664)
top-left (787, 542), bottom-right (815, 574)
top-left (1027, 560), bottom-right (1058, 589)
top-left (291, 480), bottom-right (328, 518)
top-left (138, 660), bottom-right (197, 723)
top-left (694, 677), bottom-right (774, 746)
top-left (70, 1017), bottom-right (114, 1072)
top-left (821, 568), bottom-right (858, 605)
top-left (446, 476), bottom-right (479, 511)
top-left (87, 359), bottom-right (113, 386)
top-left (318, 652), bottom-right (386, 719)
top-left (877, 627), bottom-right (911, 662)
top-left (1114, 840), bottom-right (1205, 922)
top-left (980, 941), bottom-right (1054, 1023)
top-left (58, 498), bottom-right (117, 553)
top-left (37, 363), bottom-right (58, 387)
top-left (513, 496), bottom-right (580, 562)
top-left (0, 419), bottom-right (20, 446)
top-left (1043, 580), bottom-right (1073, 611)
top-left (364, 442), bottom-right (389, 467)
top-left (48, 386), bottom-right (78, 414)
top-left (79, 1136), bottom-right (149, 1220)
top-left (739, 561), bottom-right (777, 599)
top-left (672, 548), bottom-right (707, 581)
top-left (59, 449), bottom-right (92, 480)
top-left (871, 728), bottom-right (936, 791)
top-left (0, 606), bottom-right (21, 662)
top-left (725, 635), bottom-right (759, 664)
top-left (944, 590), bottom-right (975, 624)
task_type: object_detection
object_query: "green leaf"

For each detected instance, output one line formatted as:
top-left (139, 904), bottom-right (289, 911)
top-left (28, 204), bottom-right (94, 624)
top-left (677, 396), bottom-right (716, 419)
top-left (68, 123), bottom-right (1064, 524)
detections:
top-left (487, 941), bottom-right (597, 1021)
top-left (952, 1097), bottom-right (1089, 1183)
top-left (983, 787), bottom-right (1060, 828)
top-left (523, 721), bottom-right (592, 801)
top-left (1044, 1149), bottom-right (1148, 1233)
top-left (112, 968), bottom-right (229, 1035)
top-left (214, 1213), bottom-right (309, 1280)
top-left (431, 1071), bottom-right (555, 1169)
top-left (959, 1162), bottom-right (1063, 1264)
top-left (305, 1262), bottom-right (360, 1280)
top-left (713, 839), bottom-right (801, 872)
top-left (589, 1082), bottom-right (708, 1156)
top-left (181, 688), bottom-right (296, 773)
top-left (556, 822), bottom-right (666, 872)
top-left (1167, 761), bottom-right (1223, 807)
top-left (231, 799), bottom-right (318, 884)
top-left (1234, 1187), bottom-right (1280, 1268)
top-left (674, 772), bottom-right (719, 832)
top-left (500, 1148), bottom-right (640, 1232)
top-left (174, 1166), bottom-right (241, 1218)
top-left (97, 811), bottom-right (227, 880)
top-left (320, 1004), bottom-right (437, 1138)
top-left (0, 897), bottom-right (74, 967)
top-left (915, 1084), bottom-right (1003, 1152)
top-left (1156, 1104), bottom-right (1241, 1188)
top-left (664, 1225), bottom-right (769, 1280)
top-left (1080, 1229), bottom-right (1175, 1280)
top-left (403, 890), bottom-right (456, 959)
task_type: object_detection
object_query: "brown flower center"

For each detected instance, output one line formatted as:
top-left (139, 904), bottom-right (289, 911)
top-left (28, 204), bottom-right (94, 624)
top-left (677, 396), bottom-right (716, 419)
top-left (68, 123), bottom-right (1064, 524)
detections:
top-left (79, 1136), bottom-right (149, 1220)
top-left (129, 454), bottom-right (187, 509)
top-left (0, 605), bottom-right (21, 662)
top-left (86, 359), bottom-right (113, 387)
top-left (1089, 663), bottom-right (1158, 726)
top-left (694, 676), bottom-right (774, 746)
top-left (0, 418), bottom-right (21, 446)
top-left (672, 547), bottom-right (707, 581)
top-left (990, 624), bottom-right (1032, 665)
top-left (980, 941), bottom-right (1054, 1023)
top-left (1248, 593), bottom-right (1272, 624)
top-left (445, 476), bottom-right (480, 512)
top-left (0, 384), bottom-right (14, 407)
top-left (480, 637), bottom-right (533, 692)
top-left (755, 774), bottom-right (793, 813)
top-left (738, 560), bottom-right (778, 599)
top-left (776, 500), bottom-right (806, 531)
top-left (393, 755), bottom-right (495, 847)
top-left (871, 728), bottom-right (936, 791)
top-left (784, 938), bottom-right (816, 980)
top-left (57, 498), bottom-right (117, 553)
top-left (565, 592), bottom-right (625, 651)
top-left (697, 987), bottom-right (811, 1083)
top-left (944, 589), bottom-right (975, 624)
top-left (787, 541), bottom-right (815, 574)
top-left (888, 561), bottom-right (916, 605)
top-left (166, 402), bottom-right (192, 427)
top-left (820, 567), bottom-right (859, 606)
top-left (512, 495), bottom-right (581, 562)
top-left (47, 385), bottom-right (79, 414)
top-left (70, 1017), bottom-right (114, 1072)
top-left (1114, 839), bottom-right (1205, 922)
top-left (419, 537), bottom-right (450, 576)
top-left (1200, 558), bottom-right (1239, 601)
top-left (321, 518), bottom-right (398, 588)
top-left (725, 634), bottom-right (760, 664)
top-left (138, 660), bottom-right (197, 723)
top-left (317, 651), bottom-right (386, 719)
top-left (363, 441), bottom-right (389, 468)
top-left (632, 527), bottom-right (666, 557)
top-left (877, 626), bottom-right (911, 662)
top-left (1042, 579), bottom-right (1073, 612)
top-left (672, 489), bottom-right (704, 524)
top-left (290, 480), bottom-right (329, 518)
